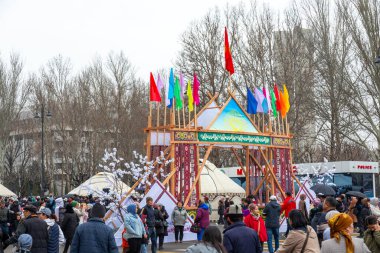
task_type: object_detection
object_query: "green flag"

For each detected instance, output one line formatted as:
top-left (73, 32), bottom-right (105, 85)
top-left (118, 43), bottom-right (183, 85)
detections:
top-left (270, 89), bottom-right (278, 117)
top-left (174, 76), bottom-right (183, 110)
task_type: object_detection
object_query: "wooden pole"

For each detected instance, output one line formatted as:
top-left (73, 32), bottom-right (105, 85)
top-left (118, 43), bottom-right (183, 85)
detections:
top-left (156, 104), bottom-right (160, 145)
top-left (246, 147), bottom-right (250, 196)
top-left (182, 107), bottom-right (186, 129)
top-left (184, 145), bottom-right (213, 207)
top-left (147, 103), bottom-right (152, 160)
top-left (194, 105), bottom-right (197, 129)
top-left (177, 109), bottom-right (181, 128)
top-left (188, 108), bottom-right (191, 130)
top-left (163, 105), bottom-right (167, 146)
top-left (170, 131), bottom-right (176, 195)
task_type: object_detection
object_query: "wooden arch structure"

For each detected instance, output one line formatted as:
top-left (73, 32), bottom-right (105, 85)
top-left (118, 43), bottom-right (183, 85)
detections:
top-left (143, 91), bottom-right (299, 208)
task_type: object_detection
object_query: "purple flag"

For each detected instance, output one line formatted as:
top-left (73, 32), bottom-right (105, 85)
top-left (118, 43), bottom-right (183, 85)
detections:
top-left (156, 74), bottom-right (164, 95)
top-left (254, 87), bottom-right (265, 113)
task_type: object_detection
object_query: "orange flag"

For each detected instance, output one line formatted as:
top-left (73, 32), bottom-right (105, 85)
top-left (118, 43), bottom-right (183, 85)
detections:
top-left (279, 91), bottom-right (287, 118)
top-left (224, 27), bottom-right (235, 75)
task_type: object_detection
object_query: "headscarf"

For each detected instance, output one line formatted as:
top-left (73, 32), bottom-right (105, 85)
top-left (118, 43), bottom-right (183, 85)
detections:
top-left (328, 213), bottom-right (354, 253)
top-left (127, 204), bottom-right (137, 217)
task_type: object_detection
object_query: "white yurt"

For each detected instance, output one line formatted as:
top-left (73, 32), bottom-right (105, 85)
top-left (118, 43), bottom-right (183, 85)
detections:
top-left (200, 160), bottom-right (245, 221)
top-left (0, 184), bottom-right (17, 197)
top-left (68, 172), bottom-right (133, 197)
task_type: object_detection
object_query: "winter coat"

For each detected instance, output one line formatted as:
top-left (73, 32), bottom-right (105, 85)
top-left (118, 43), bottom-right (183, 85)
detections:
top-left (370, 204), bottom-right (380, 220)
top-left (0, 207), bottom-right (9, 223)
top-left (217, 203), bottom-right (225, 216)
top-left (223, 221), bottom-right (261, 253)
top-left (9, 203), bottom-right (20, 221)
top-left (171, 206), bottom-right (187, 226)
top-left (54, 198), bottom-right (64, 223)
top-left (154, 208), bottom-right (165, 235)
top-left (186, 242), bottom-right (221, 253)
top-left (321, 237), bottom-right (370, 253)
top-left (123, 213), bottom-right (146, 240)
top-left (195, 203), bottom-right (210, 229)
top-left (160, 209), bottom-right (169, 236)
top-left (17, 215), bottom-right (49, 253)
top-left (262, 201), bottom-right (281, 228)
top-left (363, 229), bottom-right (380, 253)
top-left (242, 206), bottom-right (250, 217)
top-left (45, 219), bottom-right (63, 253)
top-left (244, 214), bottom-right (268, 242)
top-left (281, 196), bottom-right (296, 218)
top-left (358, 206), bottom-right (371, 230)
top-left (61, 212), bottom-right (79, 241)
top-left (276, 226), bottom-right (320, 253)
top-left (205, 202), bottom-right (212, 215)
top-left (142, 205), bottom-right (155, 228)
top-left (70, 218), bottom-right (118, 253)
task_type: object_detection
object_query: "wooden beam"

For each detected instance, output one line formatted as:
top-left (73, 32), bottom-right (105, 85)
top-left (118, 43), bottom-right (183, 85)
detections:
top-left (183, 145), bottom-right (213, 207)
top-left (258, 147), bottom-right (286, 199)
top-left (245, 147), bottom-right (250, 196)
top-left (231, 148), bottom-right (246, 176)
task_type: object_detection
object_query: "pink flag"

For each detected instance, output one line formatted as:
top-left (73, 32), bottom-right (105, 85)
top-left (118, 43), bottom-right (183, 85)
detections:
top-left (193, 73), bottom-right (200, 106)
top-left (156, 74), bottom-right (164, 95)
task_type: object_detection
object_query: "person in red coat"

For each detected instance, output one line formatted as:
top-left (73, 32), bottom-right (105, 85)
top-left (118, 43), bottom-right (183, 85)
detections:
top-left (281, 191), bottom-right (296, 237)
top-left (244, 203), bottom-right (267, 249)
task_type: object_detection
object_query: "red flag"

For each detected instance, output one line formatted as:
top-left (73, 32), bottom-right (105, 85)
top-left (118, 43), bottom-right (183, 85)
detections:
top-left (274, 84), bottom-right (282, 112)
top-left (149, 72), bottom-right (161, 102)
top-left (224, 27), bottom-right (235, 75)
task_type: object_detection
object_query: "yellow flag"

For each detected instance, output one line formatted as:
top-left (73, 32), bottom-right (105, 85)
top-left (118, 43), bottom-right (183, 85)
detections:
top-left (283, 84), bottom-right (290, 113)
top-left (187, 80), bottom-right (194, 112)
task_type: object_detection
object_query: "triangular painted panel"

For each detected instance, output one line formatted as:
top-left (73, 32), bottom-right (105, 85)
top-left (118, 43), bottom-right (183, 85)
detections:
top-left (209, 99), bottom-right (258, 133)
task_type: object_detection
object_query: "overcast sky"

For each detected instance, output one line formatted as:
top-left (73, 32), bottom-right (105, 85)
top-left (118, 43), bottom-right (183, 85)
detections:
top-left (0, 0), bottom-right (291, 80)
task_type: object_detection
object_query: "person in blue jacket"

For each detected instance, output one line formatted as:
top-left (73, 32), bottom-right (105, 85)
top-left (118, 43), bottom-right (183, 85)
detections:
top-left (70, 203), bottom-right (118, 253)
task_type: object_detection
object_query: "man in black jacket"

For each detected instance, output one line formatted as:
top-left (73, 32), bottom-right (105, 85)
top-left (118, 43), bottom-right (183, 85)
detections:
top-left (5, 205), bottom-right (49, 253)
top-left (262, 195), bottom-right (281, 253)
top-left (142, 197), bottom-right (157, 253)
top-left (223, 204), bottom-right (261, 253)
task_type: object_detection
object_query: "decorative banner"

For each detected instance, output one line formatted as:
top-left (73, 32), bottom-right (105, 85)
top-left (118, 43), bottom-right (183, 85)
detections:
top-left (175, 144), bottom-right (182, 200)
top-left (280, 149), bottom-right (287, 191)
top-left (272, 137), bottom-right (291, 147)
top-left (174, 131), bottom-right (197, 141)
top-left (209, 99), bottom-right (258, 133)
top-left (198, 132), bottom-right (271, 145)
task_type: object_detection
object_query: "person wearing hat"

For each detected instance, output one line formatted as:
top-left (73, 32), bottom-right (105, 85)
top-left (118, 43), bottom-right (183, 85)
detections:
top-left (38, 208), bottom-right (65, 253)
top-left (262, 195), bottom-right (281, 253)
top-left (61, 204), bottom-right (79, 253)
top-left (5, 205), bottom-right (49, 253)
top-left (17, 234), bottom-right (33, 253)
top-left (321, 213), bottom-right (370, 253)
top-left (223, 203), bottom-right (261, 253)
top-left (70, 203), bottom-right (118, 253)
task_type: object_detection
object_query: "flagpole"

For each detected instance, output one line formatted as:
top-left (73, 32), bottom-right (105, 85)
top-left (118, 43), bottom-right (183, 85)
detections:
top-left (286, 115), bottom-right (289, 136)
top-left (163, 104), bottom-right (167, 146)
top-left (156, 103), bottom-right (160, 145)
top-left (182, 106), bottom-right (186, 129)
top-left (262, 113), bottom-right (265, 133)
top-left (194, 105), bottom-right (197, 129)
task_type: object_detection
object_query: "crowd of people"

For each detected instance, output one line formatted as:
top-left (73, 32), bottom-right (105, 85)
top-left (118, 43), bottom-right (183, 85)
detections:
top-left (0, 191), bottom-right (378, 253)
top-left (185, 191), bottom-right (380, 253)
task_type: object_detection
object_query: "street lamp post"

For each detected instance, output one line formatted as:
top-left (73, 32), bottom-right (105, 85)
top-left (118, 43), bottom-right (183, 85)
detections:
top-left (35, 104), bottom-right (52, 196)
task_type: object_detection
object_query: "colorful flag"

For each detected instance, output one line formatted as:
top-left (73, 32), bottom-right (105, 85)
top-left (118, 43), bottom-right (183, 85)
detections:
top-left (167, 68), bottom-right (175, 108)
top-left (179, 72), bottom-right (186, 99)
top-left (174, 76), bottom-right (183, 110)
top-left (279, 91), bottom-right (287, 118)
top-left (193, 73), bottom-right (200, 106)
top-left (156, 73), bottom-right (164, 95)
top-left (264, 84), bottom-right (272, 113)
top-left (224, 27), bottom-right (235, 75)
top-left (259, 87), bottom-right (269, 114)
top-left (283, 84), bottom-right (290, 113)
top-left (254, 87), bottom-right (265, 113)
top-left (270, 89), bottom-right (278, 117)
top-left (274, 84), bottom-right (282, 112)
top-left (149, 72), bottom-right (161, 102)
top-left (247, 86), bottom-right (258, 114)
top-left (187, 80), bottom-right (194, 112)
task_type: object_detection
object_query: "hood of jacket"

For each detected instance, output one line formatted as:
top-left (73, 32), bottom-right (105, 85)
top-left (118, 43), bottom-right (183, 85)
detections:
top-left (55, 198), bottom-right (64, 208)
top-left (199, 203), bottom-right (209, 210)
top-left (45, 218), bottom-right (55, 227)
